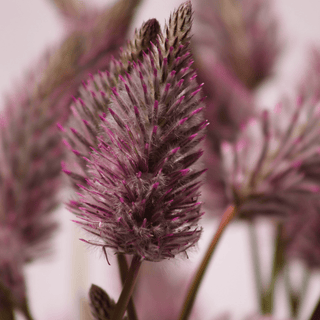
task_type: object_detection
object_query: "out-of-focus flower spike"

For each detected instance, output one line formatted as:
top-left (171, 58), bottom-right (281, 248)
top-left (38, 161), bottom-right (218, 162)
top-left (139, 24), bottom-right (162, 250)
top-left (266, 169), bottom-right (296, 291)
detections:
top-left (222, 96), bottom-right (320, 219)
top-left (49, 0), bottom-right (84, 22)
top-left (193, 0), bottom-right (281, 89)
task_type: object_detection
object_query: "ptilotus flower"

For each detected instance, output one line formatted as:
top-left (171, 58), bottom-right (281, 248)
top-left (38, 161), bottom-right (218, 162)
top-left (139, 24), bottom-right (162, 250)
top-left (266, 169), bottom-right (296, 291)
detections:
top-left (283, 193), bottom-right (320, 268)
top-left (193, 0), bottom-right (281, 89)
top-left (222, 97), bottom-right (320, 218)
top-left (63, 1), bottom-right (207, 261)
top-left (37, 0), bottom-right (141, 116)
top-left (0, 0), bottom-right (140, 315)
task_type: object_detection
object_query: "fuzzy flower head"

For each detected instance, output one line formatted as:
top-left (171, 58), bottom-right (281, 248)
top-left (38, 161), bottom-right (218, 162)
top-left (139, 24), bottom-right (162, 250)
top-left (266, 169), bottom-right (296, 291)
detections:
top-left (222, 97), bottom-right (320, 217)
top-left (63, 1), bottom-right (207, 262)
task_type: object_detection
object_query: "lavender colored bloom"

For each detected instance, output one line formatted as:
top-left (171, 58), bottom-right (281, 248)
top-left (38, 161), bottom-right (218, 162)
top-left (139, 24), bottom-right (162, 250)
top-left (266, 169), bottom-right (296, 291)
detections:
top-left (63, 1), bottom-right (207, 262)
top-left (193, 0), bottom-right (281, 89)
top-left (221, 97), bottom-right (320, 218)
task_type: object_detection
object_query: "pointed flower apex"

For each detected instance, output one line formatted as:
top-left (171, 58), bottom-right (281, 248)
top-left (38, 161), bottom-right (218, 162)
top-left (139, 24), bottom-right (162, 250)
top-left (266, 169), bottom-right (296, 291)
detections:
top-left (89, 284), bottom-right (128, 320)
top-left (64, 1), bottom-right (206, 262)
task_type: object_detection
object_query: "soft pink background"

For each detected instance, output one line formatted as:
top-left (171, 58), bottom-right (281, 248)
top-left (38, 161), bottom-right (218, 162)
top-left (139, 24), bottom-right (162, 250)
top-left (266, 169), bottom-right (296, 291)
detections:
top-left (0, 0), bottom-right (320, 319)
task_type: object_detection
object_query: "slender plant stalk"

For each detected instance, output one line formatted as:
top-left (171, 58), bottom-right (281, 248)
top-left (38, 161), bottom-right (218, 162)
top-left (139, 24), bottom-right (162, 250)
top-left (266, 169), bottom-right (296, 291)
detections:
top-left (284, 265), bottom-right (298, 319)
top-left (298, 269), bottom-right (311, 317)
top-left (111, 255), bottom-right (142, 320)
top-left (309, 297), bottom-right (320, 320)
top-left (0, 305), bottom-right (14, 320)
top-left (248, 221), bottom-right (265, 314)
top-left (263, 223), bottom-right (285, 314)
top-left (284, 264), bottom-right (311, 319)
top-left (178, 205), bottom-right (236, 320)
top-left (117, 254), bottom-right (139, 320)
top-left (0, 309), bottom-right (14, 320)
top-left (0, 285), bottom-right (14, 320)
top-left (21, 302), bottom-right (34, 320)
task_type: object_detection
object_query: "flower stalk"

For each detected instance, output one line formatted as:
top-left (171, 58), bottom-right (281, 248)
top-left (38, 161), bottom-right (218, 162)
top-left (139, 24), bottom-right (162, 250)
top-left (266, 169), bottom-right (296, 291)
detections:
top-left (0, 284), bottom-right (14, 320)
top-left (117, 254), bottom-right (138, 320)
top-left (310, 297), bottom-right (320, 320)
top-left (248, 221), bottom-right (265, 314)
top-left (179, 205), bottom-right (236, 320)
top-left (112, 255), bottom-right (142, 320)
top-left (262, 223), bottom-right (285, 314)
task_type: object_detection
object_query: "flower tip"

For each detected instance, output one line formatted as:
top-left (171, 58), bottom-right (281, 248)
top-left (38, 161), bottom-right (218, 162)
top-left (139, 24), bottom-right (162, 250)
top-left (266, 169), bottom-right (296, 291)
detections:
top-left (72, 149), bottom-right (81, 156)
top-left (56, 122), bottom-right (65, 132)
top-left (62, 168), bottom-right (72, 175)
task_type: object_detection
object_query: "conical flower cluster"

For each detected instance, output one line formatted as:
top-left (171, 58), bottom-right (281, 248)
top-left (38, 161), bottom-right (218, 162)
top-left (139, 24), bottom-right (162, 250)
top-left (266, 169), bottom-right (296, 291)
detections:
top-left (63, 1), bottom-right (207, 261)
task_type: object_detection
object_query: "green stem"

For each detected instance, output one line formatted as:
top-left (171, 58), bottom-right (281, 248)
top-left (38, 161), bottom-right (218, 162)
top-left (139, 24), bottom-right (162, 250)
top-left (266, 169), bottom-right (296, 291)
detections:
top-left (111, 255), bottom-right (142, 320)
top-left (117, 254), bottom-right (139, 320)
top-left (299, 269), bottom-right (311, 315)
top-left (20, 301), bottom-right (34, 320)
top-left (263, 223), bottom-right (284, 314)
top-left (178, 205), bottom-right (236, 320)
top-left (248, 221), bottom-right (265, 314)
top-left (0, 284), bottom-right (15, 320)
top-left (284, 264), bottom-right (311, 319)
top-left (309, 297), bottom-right (320, 320)
top-left (0, 308), bottom-right (14, 320)
top-left (284, 265), bottom-right (298, 319)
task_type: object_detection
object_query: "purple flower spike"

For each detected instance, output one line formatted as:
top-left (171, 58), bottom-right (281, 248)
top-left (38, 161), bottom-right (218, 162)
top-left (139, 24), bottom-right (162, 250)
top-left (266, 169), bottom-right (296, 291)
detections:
top-left (222, 97), bottom-right (320, 218)
top-left (65, 1), bottom-right (206, 261)
top-left (193, 0), bottom-right (281, 89)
